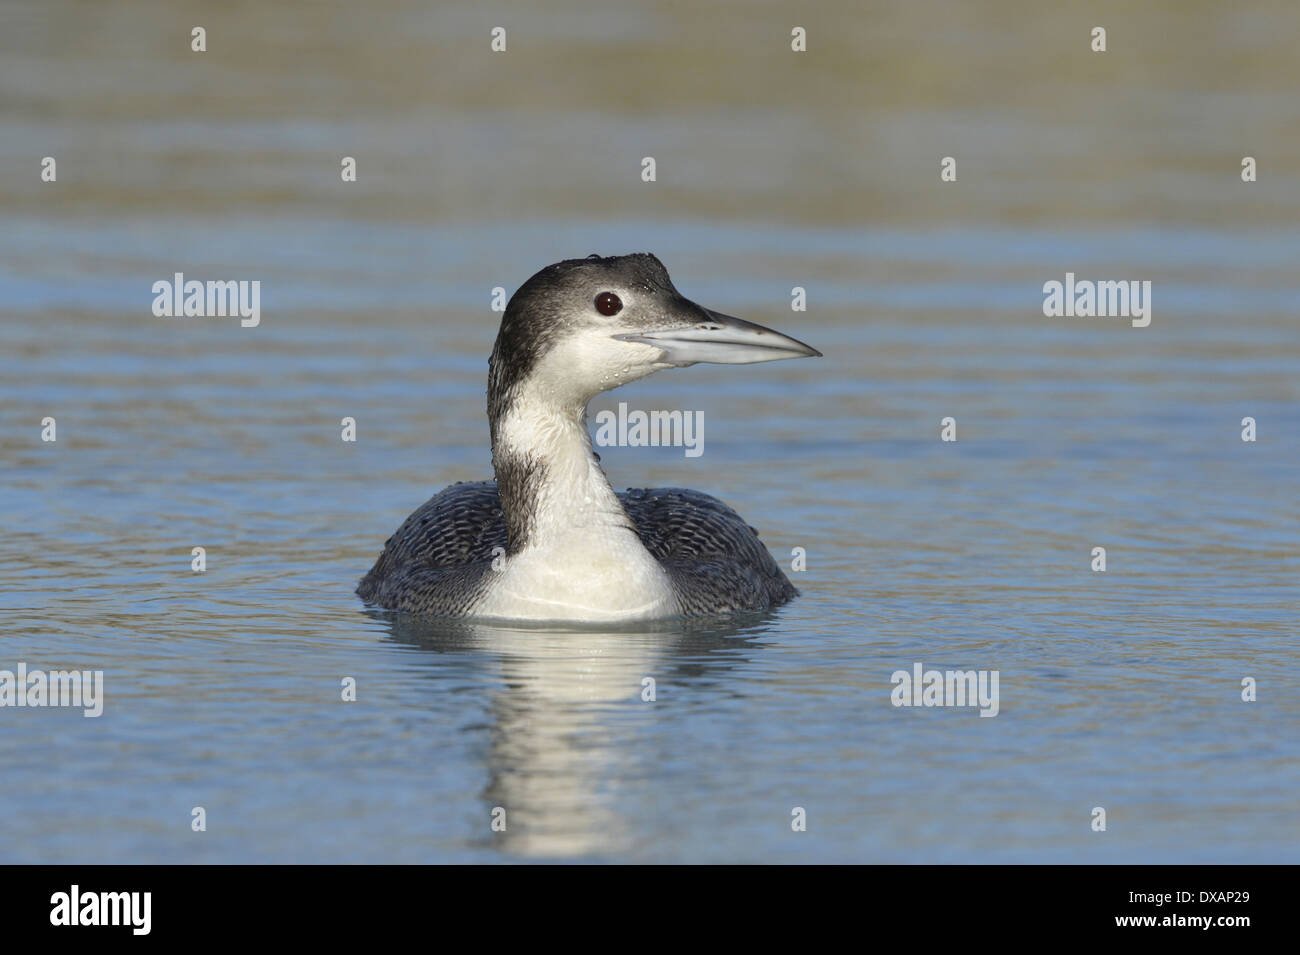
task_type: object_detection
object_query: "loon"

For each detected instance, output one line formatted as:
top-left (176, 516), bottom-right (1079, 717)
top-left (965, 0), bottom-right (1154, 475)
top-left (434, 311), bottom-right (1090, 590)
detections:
top-left (357, 253), bottom-right (821, 622)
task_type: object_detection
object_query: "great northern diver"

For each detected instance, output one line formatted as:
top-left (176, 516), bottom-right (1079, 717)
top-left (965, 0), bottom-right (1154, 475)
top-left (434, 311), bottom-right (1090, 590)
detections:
top-left (357, 253), bottom-right (821, 622)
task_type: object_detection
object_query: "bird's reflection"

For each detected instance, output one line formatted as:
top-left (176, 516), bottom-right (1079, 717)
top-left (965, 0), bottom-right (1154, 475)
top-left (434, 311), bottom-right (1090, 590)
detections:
top-left (369, 610), bottom-right (776, 858)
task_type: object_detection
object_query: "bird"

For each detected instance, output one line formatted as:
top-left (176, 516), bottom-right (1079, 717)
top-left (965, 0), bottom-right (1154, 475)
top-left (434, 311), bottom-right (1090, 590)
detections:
top-left (357, 253), bottom-right (821, 622)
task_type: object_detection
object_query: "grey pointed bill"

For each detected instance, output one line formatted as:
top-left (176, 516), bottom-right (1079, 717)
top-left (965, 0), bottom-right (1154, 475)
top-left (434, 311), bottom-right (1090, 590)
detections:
top-left (615, 309), bottom-right (822, 365)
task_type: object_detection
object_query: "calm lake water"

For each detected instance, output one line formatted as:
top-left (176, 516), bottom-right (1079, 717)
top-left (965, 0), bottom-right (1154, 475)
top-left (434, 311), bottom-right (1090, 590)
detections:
top-left (1, 1), bottom-right (1297, 862)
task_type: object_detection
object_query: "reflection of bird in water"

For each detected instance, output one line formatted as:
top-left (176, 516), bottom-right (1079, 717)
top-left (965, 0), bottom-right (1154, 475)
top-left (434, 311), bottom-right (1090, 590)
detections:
top-left (380, 612), bottom-right (773, 858)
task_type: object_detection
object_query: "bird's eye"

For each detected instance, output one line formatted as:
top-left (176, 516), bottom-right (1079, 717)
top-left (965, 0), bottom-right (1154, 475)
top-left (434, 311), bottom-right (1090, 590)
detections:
top-left (595, 291), bottom-right (623, 316)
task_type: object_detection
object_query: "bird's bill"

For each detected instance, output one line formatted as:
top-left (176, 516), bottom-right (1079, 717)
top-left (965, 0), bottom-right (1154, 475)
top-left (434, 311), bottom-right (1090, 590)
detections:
top-left (614, 309), bottom-right (822, 365)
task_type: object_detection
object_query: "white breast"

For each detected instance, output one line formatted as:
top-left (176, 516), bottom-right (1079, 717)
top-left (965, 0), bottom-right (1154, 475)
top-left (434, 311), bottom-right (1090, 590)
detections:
top-left (473, 530), bottom-right (679, 622)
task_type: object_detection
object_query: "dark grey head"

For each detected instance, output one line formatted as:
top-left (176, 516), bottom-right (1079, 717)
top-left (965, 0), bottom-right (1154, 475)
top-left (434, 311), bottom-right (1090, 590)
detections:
top-left (487, 252), bottom-right (820, 423)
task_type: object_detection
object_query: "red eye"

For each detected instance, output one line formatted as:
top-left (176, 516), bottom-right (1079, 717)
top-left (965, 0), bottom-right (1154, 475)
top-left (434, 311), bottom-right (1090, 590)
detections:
top-left (595, 291), bottom-right (623, 316)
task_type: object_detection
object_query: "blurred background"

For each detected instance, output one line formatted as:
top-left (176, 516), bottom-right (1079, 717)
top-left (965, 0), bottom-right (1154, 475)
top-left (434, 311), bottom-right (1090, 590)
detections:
top-left (0, 0), bottom-right (1296, 862)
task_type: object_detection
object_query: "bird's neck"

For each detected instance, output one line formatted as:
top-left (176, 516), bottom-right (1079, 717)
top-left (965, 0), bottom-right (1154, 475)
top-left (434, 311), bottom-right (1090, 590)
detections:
top-left (490, 390), bottom-right (635, 555)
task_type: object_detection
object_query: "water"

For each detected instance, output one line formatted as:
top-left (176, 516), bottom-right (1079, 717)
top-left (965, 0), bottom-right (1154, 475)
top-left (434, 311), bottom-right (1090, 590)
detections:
top-left (1, 0), bottom-right (1297, 863)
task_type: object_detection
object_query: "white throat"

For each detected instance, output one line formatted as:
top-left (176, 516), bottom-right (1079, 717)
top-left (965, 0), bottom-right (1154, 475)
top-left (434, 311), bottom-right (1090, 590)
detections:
top-left (477, 375), bottom-right (679, 622)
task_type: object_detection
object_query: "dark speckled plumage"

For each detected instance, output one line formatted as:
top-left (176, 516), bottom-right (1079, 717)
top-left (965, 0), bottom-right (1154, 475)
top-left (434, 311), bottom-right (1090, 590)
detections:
top-left (356, 481), bottom-right (798, 617)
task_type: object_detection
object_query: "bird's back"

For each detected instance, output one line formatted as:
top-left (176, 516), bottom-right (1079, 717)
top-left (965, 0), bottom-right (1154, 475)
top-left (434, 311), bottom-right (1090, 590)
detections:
top-left (357, 481), bottom-right (798, 617)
